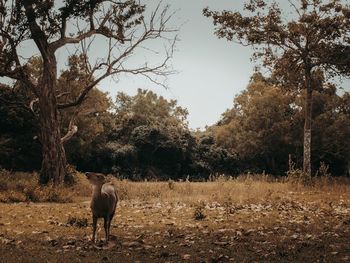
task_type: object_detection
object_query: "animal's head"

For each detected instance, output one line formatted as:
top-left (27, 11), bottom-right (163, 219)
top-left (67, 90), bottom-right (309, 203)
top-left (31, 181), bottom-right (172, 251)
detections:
top-left (85, 172), bottom-right (107, 186)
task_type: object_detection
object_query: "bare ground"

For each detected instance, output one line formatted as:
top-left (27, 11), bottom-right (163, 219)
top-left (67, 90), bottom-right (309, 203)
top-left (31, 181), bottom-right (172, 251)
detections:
top-left (1, 183), bottom-right (350, 262)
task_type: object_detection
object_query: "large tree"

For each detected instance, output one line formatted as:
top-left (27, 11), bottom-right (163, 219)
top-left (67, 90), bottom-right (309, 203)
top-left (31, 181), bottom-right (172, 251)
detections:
top-left (0, 0), bottom-right (175, 184)
top-left (0, 55), bottom-right (115, 173)
top-left (204, 0), bottom-right (350, 176)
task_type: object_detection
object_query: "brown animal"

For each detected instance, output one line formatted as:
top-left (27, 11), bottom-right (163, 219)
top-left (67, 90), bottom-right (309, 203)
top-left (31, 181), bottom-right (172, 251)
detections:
top-left (85, 172), bottom-right (118, 243)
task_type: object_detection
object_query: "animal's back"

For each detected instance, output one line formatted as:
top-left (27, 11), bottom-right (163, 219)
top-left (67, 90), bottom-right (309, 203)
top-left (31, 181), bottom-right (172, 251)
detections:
top-left (91, 183), bottom-right (118, 218)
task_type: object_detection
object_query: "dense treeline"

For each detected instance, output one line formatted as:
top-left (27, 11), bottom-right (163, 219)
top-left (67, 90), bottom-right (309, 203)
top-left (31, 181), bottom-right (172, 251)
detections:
top-left (1, 72), bottom-right (349, 179)
top-left (212, 73), bottom-right (350, 176)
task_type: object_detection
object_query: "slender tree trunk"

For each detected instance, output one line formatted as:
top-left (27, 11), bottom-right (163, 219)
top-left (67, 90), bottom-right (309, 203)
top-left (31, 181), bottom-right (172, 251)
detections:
top-left (303, 71), bottom-right (313, 177)
top-left (38, 60), bottom-right (67, 185)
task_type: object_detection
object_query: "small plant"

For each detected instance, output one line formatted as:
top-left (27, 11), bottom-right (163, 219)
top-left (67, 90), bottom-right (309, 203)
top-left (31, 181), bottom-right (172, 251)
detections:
top-left (208, 173), bottom-right (228, 182)
top-left (286, 157), bottom-right (312, 186)
top-left (287, 168), bottom-right (312, 186)
top-left (67, 216), bottom-right (88, 228)
top-left (316, 162), bottom-right (331, 177)
top-left (23, 186), bottom-right (41, 202)
top-left (193, 201), bottom-right (206, 220)
top-left (264, 189), bottom-right (274, 200)
top-left (223, 196), bottom-right (235, 219)
top-left (315, 162), bottom-right (332, 188)
top-left (168, 179), bottom-right (175, 190)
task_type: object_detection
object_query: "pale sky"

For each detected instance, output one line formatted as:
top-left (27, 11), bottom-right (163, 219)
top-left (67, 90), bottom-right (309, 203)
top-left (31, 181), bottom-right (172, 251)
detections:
top-left (98, 0), bottom-right (256, 130)
top-left (96, 0), bottom-right (349, 130)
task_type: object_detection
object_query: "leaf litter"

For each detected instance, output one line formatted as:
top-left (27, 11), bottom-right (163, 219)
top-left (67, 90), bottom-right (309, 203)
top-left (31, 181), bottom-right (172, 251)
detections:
top-left (0, 189), bottom-right (350, 262)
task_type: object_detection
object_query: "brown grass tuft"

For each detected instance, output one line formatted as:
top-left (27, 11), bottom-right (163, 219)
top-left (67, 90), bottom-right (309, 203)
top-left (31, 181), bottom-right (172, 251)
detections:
top-left (0, 169), bottom-right (73, 203)
top-left (193, 201), bottom-right (206, 220)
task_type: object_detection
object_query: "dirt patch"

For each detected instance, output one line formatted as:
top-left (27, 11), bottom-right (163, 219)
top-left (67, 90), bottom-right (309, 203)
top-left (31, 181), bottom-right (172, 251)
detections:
top-left (1, 190), bottom-right (349, 262)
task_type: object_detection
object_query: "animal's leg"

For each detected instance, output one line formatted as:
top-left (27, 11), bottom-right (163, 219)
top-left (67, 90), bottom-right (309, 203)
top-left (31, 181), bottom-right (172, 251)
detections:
top-left (108, 214), bottom-right (113, 238)
top-left (92, 215), bottom-right (97, 243)
top-left (104, 216), bottom-right (110, 243)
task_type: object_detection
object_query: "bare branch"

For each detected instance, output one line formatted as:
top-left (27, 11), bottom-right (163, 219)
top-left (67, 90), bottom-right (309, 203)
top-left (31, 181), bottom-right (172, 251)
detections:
top-left (58, 3), bottom-right (177, 109)
top-left (51, 6), bottom-right (124, 52)
top-left (29, 98), bottom-right (39, 112)
top-left (287, 0), bottom-right (301, 17)
top-left (61, 124), bottom-right (78, 144)
top-left (56, 91), bottom-right (71, 99)
top-left (58, 71), bottom-right (109, 109)
top-left (61, 108), bottom-right (79, 144)
top-left (0, 28), bottom-right (36, 82)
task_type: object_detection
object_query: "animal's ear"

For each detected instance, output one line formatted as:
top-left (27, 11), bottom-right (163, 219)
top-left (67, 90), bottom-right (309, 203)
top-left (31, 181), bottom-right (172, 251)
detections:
top-left (97, 173), bottom-right (106, 180)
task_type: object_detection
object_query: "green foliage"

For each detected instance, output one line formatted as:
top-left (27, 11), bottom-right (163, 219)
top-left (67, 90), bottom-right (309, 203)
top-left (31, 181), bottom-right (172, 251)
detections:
top-left (81, 89), bottom-right (194, 179)
top-left (0, 84), bottom-right (41, 170)
top-left (112, 89), bottom-right (188, 142)
top-left (192, 134), bottom-right (237, 176)
top-left (2, 64), bottom-right (349, 178)
top-left (212, 74), bottom-right (350, 176)
top-left (213, 75), bottom-right (296, 174)
top-left (311, 89), bottom-right (350, 175)
top-left (75, 89), bottom-right (237, 180)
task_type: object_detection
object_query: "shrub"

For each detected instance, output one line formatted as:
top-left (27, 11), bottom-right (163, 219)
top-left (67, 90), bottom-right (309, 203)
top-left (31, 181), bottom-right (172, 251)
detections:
top-left (193, 201), bottom-right (206, 220)
top-left (168, 179), bottom-right (175, 190)
top-left (286, 158), bottom-right (312, 186)
top-left (0, 190), bottom-right (27, 203)
top-left (0, 170), bottom-right (73, 203)
top-left (40, 186), bottom-right (73, 203)
top-left (286, 168), bottom-right (312, 186)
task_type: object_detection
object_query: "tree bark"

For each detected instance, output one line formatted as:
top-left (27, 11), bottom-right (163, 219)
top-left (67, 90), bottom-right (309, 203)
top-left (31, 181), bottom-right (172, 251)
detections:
top-left (21, 2), bottom-right (69, 185)
top-left (38, 59), bottom-right (67, 185)
top-left (303, 71), bottom-right (313, 177)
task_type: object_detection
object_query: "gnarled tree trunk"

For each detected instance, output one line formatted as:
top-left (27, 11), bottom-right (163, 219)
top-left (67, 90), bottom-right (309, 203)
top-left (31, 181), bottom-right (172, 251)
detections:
top-left (38, 60), bottom-right (67, 185)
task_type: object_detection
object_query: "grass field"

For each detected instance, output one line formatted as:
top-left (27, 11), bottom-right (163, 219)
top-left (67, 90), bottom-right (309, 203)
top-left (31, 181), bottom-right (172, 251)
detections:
top-left (0, 173), bottom-right (350, 262)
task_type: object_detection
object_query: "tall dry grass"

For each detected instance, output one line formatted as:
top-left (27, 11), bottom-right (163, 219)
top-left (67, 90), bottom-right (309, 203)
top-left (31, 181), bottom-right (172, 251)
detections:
top-left (1, 169), bottom-right (349, 204)
top-left (0, 169), bottom-right (73, 203)
top-left (106, 173), bottom-right (350, 205)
